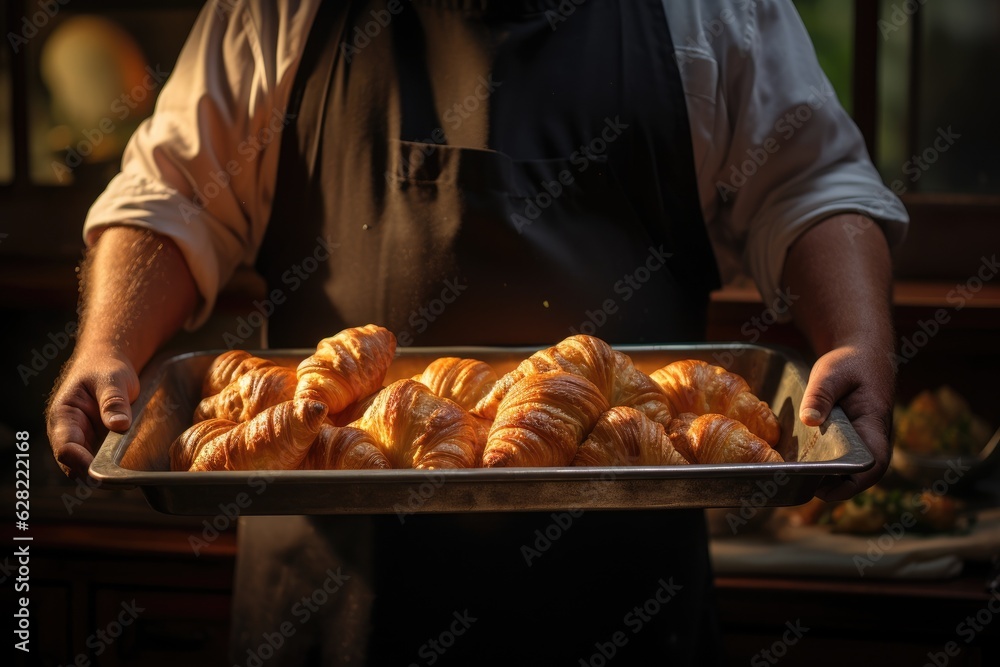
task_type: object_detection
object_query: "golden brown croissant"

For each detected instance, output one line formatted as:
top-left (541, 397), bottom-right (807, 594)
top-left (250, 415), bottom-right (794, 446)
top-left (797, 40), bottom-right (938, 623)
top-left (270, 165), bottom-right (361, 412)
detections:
top-left (194, 366), bottom-right (297, 423)
top-left (412, 357), bottom-right (498, 411)
top-left (573, 406), bottom-right (690, 467)
top-left (188, 399), bottom-right (328, 471)
top-left (651, 360), bottom-right (780, 446)
top-left (483, 372), bottom-right (610, 468)
top-left (169, 418), bottom-right (237, 471)
top-left (202, 350), bottom-right (278, 398)
top-left (299, 424), bottom-right (391, 470)
top-left (295, 325), bottom-right (396, 414)
top-left (350, 379), bottom-right (481, 469)
top-left (474, 335), bottom-right (671, 427)
top-left (666, 413), bottom-right (783, 464)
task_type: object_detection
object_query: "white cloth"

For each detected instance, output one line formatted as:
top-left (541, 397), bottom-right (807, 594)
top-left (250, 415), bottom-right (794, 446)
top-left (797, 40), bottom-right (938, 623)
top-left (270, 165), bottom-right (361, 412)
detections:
top-left (709, 508), bottom-right (1000, 580)
top-left (83, 0), bottom-right (909, 328)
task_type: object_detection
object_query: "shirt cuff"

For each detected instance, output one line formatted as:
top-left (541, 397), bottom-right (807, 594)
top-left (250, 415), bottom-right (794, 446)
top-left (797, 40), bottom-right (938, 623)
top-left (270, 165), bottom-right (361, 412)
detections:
top-left (745, 177), bottom-right (909, 322)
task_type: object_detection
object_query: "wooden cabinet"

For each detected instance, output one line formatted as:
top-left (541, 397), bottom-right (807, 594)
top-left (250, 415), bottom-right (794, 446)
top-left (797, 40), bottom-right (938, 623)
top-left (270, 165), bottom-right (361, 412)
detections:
top-left (19, 523), bottom-right (236, 667)
top-left (716, 572), bottom-right (1000, 667)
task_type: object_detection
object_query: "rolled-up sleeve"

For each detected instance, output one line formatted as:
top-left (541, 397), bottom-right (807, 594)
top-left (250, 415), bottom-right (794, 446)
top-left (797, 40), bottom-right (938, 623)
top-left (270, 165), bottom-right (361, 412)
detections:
top-left (675, 0), bottom-right (909, 313)
top-left (83, 0), bottom-right (318, 328)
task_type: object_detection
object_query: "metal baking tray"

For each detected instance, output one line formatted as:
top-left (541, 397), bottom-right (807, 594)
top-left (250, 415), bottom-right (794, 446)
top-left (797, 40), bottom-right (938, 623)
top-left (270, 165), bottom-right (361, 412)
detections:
top-left (89, 344), bottom-right (873, 515)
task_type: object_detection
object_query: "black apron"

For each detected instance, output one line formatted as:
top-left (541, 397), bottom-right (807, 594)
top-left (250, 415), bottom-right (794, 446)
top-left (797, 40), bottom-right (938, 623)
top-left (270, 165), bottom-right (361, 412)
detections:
top-left (238, 1), bottom-right (723, 664)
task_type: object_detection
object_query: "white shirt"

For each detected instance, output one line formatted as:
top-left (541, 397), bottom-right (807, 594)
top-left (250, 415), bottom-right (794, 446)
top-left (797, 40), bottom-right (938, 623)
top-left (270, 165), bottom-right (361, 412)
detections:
top-left (84, 0), bottom-right (909, 328)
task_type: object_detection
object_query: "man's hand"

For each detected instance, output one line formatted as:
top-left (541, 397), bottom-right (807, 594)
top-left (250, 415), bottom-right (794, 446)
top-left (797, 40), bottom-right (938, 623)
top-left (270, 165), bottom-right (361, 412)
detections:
top-left (799, 342), bottom-right (896, 501)
top-left (782, 213), bottom-right (897, 501)
top-left (45, 227), bottom-right (198, 479)
top-left (47, 346), bottom-right (140, 479)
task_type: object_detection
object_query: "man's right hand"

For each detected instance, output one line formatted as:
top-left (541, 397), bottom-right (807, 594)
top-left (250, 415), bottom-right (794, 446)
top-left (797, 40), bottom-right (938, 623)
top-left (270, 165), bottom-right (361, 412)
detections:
top-left (46, 345), bottom-right (141, 479)
top-left (44, 227), bottom-right (198, 479)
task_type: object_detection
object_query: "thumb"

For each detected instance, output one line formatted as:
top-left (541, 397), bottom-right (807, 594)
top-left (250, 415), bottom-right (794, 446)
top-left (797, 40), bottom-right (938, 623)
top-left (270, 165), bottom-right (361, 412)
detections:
top-left (94, 365), bottom-right (139, 432)
top-left (799, 351), bottom-right (857, 427)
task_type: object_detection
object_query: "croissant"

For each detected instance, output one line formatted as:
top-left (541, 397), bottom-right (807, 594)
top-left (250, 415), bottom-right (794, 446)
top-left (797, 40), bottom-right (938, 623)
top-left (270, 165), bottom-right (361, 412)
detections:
top-left (295, 325), bottom-right (396, 413)
top-left (666, 413), bottom-right (783, 464)
top-left (169, 418), bottom-right (237, 471)
top-left (299, 424), bottom-right (391, 470)
top-left (351, 379), bottom-right (482, 469)
top-left (188, 399), bottom-right (328, 471)
top-left (651, 360), bottom-right (780, 446)
top-left (474, 335), bottom-right (671, 427)
top-left (483, 372), bottom-right (610, 468)
top-left (573, 406), bottom-right (690, 467)
top-left (194, 366), bottom-right (297, 423)
top-left (202, 350), bottom-right (278, 398)
top-left (412, 357), bottom-right (498, 411)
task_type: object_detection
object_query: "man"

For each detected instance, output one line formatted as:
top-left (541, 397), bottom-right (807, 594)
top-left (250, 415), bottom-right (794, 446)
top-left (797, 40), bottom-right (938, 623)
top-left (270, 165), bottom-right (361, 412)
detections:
top-left (47, 0), bottom-right (907, 664)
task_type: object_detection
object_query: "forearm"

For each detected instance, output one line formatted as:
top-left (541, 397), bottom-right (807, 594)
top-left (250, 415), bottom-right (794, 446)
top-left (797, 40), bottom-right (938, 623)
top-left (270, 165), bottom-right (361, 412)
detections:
top-left (782, 213), bottom-right (894, 356)
top-left (780, 213), bottom-right (897, 498)
top-left (76, 226), bottom-right (198, 369)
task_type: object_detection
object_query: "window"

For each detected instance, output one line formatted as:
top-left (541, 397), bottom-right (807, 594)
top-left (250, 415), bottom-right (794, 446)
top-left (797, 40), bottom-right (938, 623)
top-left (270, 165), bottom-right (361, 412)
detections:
top-left (793, 0), bottom-right (854, 113)
top-left (789, 0), bottom-right (1000, 283)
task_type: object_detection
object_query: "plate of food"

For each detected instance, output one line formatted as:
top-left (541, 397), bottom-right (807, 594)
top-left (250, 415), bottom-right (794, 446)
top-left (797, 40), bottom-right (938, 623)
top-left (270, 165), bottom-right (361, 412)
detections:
top-left (891, 386), bottom-right (999, 493)
top-left (89, 326), bottom-right (872, 515)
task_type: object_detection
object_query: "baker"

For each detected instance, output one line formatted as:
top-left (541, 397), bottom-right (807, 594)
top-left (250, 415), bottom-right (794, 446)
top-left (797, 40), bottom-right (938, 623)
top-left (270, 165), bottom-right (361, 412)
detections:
top-left (46, 0), bottom-right (909, 664)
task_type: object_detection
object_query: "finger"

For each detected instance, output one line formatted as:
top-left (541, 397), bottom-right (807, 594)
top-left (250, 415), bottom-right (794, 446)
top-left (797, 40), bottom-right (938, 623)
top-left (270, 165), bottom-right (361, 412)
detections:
top-left (47, 403), bottom-right (99, 479)
top-left (815, 414), bottom-right (890, 501)
top-left (814, 474), bottom-right (859, 503)
top-left (55, 442), bottom-right (97, 480)
top-left (799, 358), bottom-right (857, 427)
top-left (94, 367), bottom-right (139, 432)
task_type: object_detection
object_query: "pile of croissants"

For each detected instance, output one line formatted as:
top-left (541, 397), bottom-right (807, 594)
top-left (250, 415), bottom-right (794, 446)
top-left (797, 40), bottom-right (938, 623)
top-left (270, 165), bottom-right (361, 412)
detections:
top-left (169, 325), bottom-right (783, 472)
